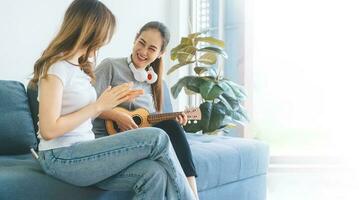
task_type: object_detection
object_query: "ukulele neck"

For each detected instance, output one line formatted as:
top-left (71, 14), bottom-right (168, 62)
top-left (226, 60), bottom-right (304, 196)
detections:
top-left (147, 112), bottom-right (182, 124)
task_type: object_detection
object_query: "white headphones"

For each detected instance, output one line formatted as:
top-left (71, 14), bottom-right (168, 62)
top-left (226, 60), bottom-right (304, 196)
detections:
top-left (127, 56), bottom-right (158, 84)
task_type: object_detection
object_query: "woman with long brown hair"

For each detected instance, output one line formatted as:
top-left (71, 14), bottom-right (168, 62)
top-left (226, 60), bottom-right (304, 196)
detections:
top-left (31, 1), bottom-right (196, 199)
top-left (93, 21), bottom-right (199, 199)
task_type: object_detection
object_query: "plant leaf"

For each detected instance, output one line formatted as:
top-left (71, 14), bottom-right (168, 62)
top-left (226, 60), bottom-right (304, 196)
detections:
top-left (198, 52), bottom-right (217, 65)
top-left (236, 106), bottom-right (249, 122)
top-left (167, 61), bottom-right (195, 75)
top-left (184, 88), bottom-right (197, 95)
top-left (199, 80), bottom-right (215, 100)
top-left (206, 85), bottom-right (224, 100)
top-left (231, 109), bottom-right (249, 123)
top-left (177, 46), bottom-right (197, 64)
top-left (220, 93), bottom-right (240, 110)
top-left (199, 79), bottom-right (224, 100)
top-left (170, 77), bottom-right (191, 98)
top-left (200, 102), bottom-right (227, 133)
top-left (218, 81), bottom-right (237, 99)
top-left (186, 77), bottom-right (203, 93)
top-left (171, 37), bottom-right (194, 61)
top-left (195, 37), bottom-right (225, 48)
top-left (224, 123), bottom-right (237, 129)
top-left (170, 76), bottom-right (201, 98)
top-left (198, 47), bottom-right (228, 59)
top-left (194, 66), bottom-right (212, 75)
top-left (180, 37), bottom-right (193, 46)
top-left (223, 80), bottom-right (246, 100)
top-left (171, 44), bottom-right (187, 60)
top-left (188, 32), bottom-right (202, 39)
top-left (218, 95), bottom-right (236, 111)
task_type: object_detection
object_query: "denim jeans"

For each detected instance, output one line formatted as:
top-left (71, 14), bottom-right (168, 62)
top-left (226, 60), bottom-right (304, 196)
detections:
top-left (38, 127), bottom-right (195, 200)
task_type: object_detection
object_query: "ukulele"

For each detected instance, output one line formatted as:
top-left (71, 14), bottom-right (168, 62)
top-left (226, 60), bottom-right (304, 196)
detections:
top-left (105, 107), bottom-right (202, 135)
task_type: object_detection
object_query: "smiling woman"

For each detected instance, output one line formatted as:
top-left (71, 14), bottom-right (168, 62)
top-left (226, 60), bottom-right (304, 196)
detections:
top-left (132, 29), bottom-right (163, 67)
top-left (92, 21), bottom-right (200, 199)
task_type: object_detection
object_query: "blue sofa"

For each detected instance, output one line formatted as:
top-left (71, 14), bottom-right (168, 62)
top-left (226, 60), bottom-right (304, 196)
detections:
top-left (0, 80), bottom-right (269, 200)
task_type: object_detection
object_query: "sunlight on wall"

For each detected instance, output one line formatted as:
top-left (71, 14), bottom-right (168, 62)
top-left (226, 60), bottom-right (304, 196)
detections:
top-left (250, 0), bottom-right (359, 157)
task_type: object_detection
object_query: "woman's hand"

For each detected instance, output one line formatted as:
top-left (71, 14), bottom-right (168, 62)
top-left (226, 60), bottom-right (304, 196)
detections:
top-left (95, 82), bottom-right (144, 112)
top-left (115, 112), bottom-right (139, 131)
top-left (176, 112), bottom-right (188, 126)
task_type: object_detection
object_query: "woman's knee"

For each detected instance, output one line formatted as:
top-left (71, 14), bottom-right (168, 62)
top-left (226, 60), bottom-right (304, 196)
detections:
top-left (141, 127), bottom-right (170, 144)
top-left (133, 160), bottom-right (167, 195)
top-left (123, 127), bottom-right (169, 142)
top-left (143, 160), bottom-right (166, 177)
top-left (156, 119), bottom-right (180, 129)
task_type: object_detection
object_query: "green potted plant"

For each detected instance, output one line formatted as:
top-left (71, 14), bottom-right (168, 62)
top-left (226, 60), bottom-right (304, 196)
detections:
top-left (167, 32), bottom-right (248, 134)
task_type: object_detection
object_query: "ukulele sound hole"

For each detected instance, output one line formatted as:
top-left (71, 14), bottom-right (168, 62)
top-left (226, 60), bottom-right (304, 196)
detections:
top-left (133, 115), bottom-right (142, 126)
top-left (113, 124), bottom-right (121, 133)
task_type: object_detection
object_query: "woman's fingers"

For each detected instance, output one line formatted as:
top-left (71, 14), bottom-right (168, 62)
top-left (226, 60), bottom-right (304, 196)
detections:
top-left (176, 113), bottom-right (188, 125)
top-left (181, 113), bottom-right (188, 126)
top-left (106, 83), bottom-right (144, 105)
top-left (176, 115), bottom-right (183, 125)
top-left (130, 122), bottom-right (138, 129)
top-left (128, 89), bottom-right (144, 100)
top-left (112, 84), bottom-right (131, 96)
top-left (108, 82), bottom-right (133, 99)
top-left (112, 82), bottom-right (133, 92)
top-left (115, 95), bottom-right (131, 105)
top-left (120, 122), bottom-right (138, 131)
top-left (115, 89), bottom-right (144, 105)
top-left (105, 85), bottom-right (112, 91)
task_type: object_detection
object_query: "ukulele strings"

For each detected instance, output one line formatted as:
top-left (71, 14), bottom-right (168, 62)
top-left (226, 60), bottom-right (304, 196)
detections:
top-left (129, 100), bottom-right (134, 111)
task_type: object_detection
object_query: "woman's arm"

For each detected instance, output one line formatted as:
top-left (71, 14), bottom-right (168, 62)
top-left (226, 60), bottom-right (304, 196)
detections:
top-left (39, 75), bottom-right (100, 140)
top-left (99, 110), bottom-right (139, 130)
top-left (39, 75), bottom-right (137, 140)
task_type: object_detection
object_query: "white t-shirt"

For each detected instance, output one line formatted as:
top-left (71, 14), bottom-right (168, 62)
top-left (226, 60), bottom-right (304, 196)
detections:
top-left (37, 61), bottom-right (97, 151)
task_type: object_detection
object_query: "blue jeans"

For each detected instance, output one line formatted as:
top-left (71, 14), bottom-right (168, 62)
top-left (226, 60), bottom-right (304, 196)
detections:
top-left (38, 127), bottom-right (195, 200)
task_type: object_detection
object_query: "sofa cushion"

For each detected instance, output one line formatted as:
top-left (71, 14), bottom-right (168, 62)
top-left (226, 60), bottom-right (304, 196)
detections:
top-left (0, 80), bottom-right (37, 155)
top-left (0, 135), bottom-right (269, 200)
top-left (187, 133), bottom-right (269, 191)
top-left (0, 154), bottom-right (129, 200)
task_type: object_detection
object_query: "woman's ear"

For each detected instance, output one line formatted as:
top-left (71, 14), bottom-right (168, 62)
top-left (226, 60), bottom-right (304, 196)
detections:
top-left (158, 51), bottom-right (165, 59)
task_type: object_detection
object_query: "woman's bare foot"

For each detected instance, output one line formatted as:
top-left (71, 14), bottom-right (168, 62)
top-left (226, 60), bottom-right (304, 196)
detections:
top-left (187, 176), bottom-right (199, 200)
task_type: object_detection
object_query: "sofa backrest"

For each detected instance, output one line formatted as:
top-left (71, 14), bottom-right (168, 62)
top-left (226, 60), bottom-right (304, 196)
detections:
top-left (162, 81), bottom-right (174, 113)
top-left (27, 85), bottom-right (39, 133)
top-left (0, 80), bottom-right (38, 155)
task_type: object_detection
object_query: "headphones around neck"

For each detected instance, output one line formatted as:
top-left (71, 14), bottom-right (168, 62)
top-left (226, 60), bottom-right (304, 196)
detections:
top-left (127, 56), bottom-right (158, 84)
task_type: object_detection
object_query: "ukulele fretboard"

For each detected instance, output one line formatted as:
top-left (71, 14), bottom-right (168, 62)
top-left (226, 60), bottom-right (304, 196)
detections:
top-left (147, 112), bottom-right (182, 124)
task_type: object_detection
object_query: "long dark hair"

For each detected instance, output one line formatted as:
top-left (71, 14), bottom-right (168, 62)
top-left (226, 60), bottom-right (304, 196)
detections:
top-left (137, 21), bottom-right (170, 112)
top-left (30, 0), bottom-right (116, 87)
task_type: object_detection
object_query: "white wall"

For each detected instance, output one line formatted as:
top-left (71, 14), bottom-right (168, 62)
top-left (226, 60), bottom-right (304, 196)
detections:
top-left (0, 0), bottom-right (191, 110)
top-left (0, 0), bottom-right (72, 83)
top-left (0, 0), bottom-right (170, 82)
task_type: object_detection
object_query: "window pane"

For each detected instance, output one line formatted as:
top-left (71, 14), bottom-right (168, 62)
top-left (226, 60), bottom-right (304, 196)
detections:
top-left (223, 0), bottom-right (244, 86)
top-left (249, 0), bottom-right (359, 156)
